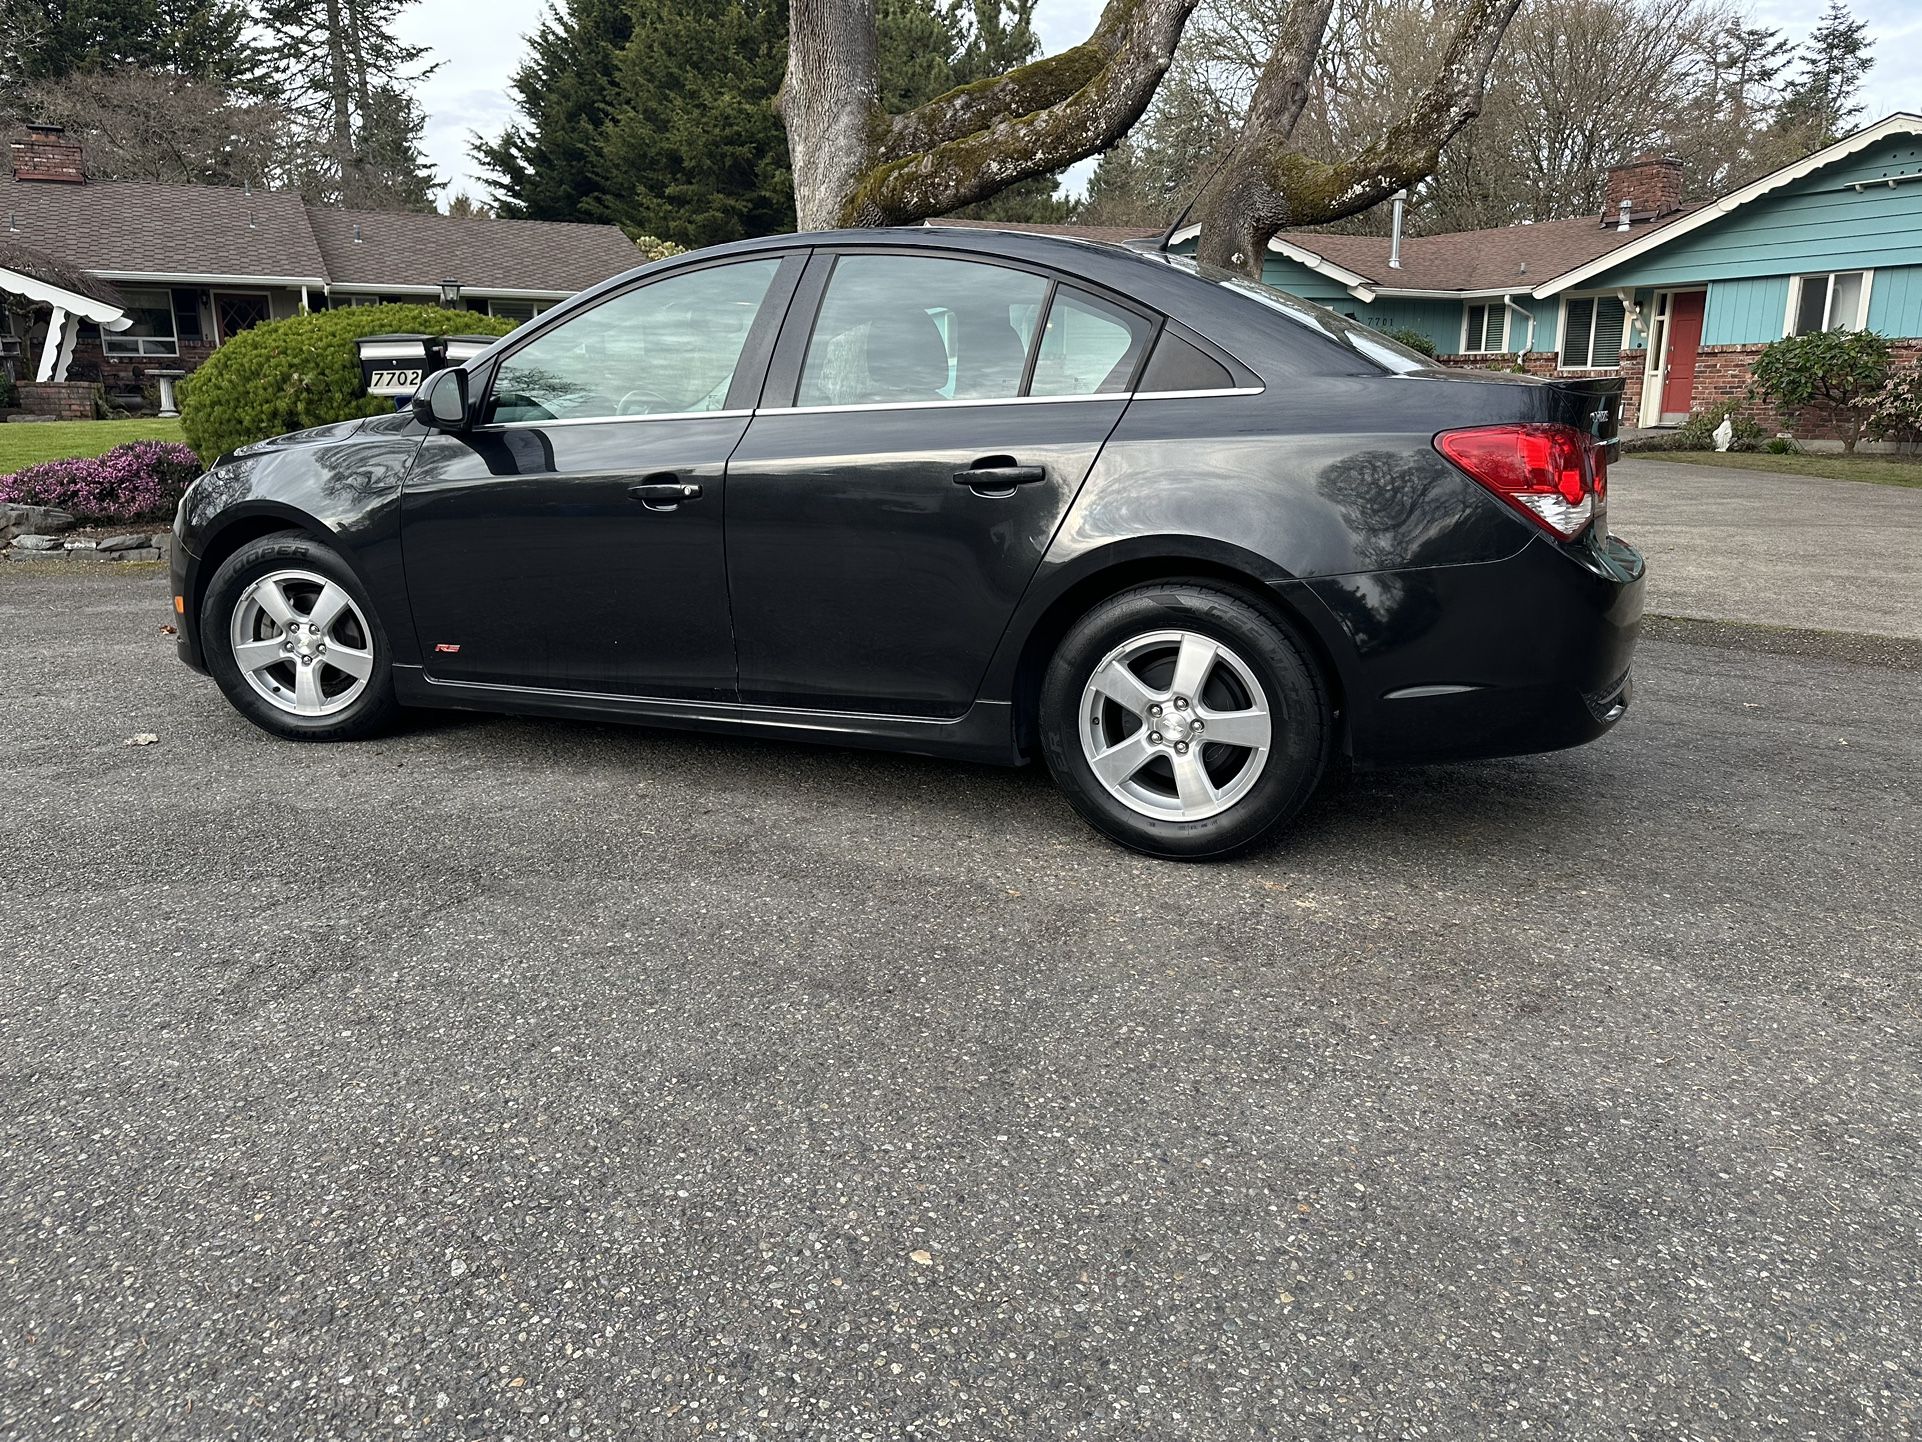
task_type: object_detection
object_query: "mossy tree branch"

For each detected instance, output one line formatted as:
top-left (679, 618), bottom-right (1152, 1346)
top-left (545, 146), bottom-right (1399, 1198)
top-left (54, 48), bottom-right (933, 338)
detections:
top-left (1192, 0), bottom-right (1523, 273)
top-left (781, 0), bottom-right (1196, 229)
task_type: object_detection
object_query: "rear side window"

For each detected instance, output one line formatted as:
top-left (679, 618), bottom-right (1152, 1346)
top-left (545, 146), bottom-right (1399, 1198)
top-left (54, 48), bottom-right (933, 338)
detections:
top-left (1028, 287), bottom-right (1153, 397)
top-left (799, 255), bottom-right (1046, 406)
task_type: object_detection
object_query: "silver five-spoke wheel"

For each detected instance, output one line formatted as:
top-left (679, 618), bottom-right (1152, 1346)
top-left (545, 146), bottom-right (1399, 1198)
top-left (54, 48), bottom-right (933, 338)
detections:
top-left (1077, 628), bottom-right (1274, 821)
top-left (228, 568), bottom-right (376, 718)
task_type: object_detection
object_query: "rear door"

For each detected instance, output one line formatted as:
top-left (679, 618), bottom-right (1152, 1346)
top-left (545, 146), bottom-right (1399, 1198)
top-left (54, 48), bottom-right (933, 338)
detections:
top-left (724, 250), bottom-right (1155, 715)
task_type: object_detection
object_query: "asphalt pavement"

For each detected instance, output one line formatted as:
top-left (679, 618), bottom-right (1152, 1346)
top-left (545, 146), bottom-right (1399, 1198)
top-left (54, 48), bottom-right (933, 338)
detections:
top-left (1, 565), bottom-right (1918, 1440)
top-left (1608, 458), bottom-right (1922, 640)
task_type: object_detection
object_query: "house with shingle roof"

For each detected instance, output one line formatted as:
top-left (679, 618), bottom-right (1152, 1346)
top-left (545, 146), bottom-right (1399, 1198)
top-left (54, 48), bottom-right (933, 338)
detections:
top-left (942, 113), bottom-right (1922, 435)
top-left (1, 124), bottom-right (642, 413)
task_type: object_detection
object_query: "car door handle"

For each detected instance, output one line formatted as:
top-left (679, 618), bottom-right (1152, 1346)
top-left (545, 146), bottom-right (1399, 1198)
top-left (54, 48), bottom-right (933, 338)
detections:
top-left (954, 458), bottom-right (1046, 491)
top-left (628, 479), bottom-right (702, 509)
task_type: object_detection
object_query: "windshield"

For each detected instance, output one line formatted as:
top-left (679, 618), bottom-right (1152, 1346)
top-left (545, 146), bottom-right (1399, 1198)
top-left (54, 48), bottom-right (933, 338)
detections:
top-left (1166, 255), bottom-right (1435, 375)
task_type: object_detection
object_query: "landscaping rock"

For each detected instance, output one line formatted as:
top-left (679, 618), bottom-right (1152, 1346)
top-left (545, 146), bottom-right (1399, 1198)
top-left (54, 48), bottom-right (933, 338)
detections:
top-left (96, 533), bottom-right (151, 552)
top-left (11, 534), bottom-right (66, 552)
top-left (83, 546), bottom-right (162, 562)
top-left (16, 506), bottom-right (77, 535)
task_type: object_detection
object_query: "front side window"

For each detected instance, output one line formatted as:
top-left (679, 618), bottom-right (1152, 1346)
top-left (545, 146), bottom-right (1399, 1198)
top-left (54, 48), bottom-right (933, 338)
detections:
top-left (1463, 302), bottom-right (1506, 354)
top-left (102, 287), bottom-right (178, 357)
top-left (799, 255), bottom-right (1047, 406)
top-left (485, 258), bottom-right (780, 424)
top-left (1560, 295), bottom-right (1626, 369)
top-left (1790, 271), bottom-right (1868, 335)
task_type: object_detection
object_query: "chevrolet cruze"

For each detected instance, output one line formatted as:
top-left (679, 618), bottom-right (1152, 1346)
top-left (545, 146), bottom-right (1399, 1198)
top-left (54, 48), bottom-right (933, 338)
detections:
top-left (171, 227), bottom-right (1644, 858)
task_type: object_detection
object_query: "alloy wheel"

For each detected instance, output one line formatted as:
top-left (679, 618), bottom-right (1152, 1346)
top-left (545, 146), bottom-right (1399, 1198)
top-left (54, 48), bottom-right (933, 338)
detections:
top-left (1077, 628), bottom-right (1274, 821)
top-left (228, 568), bottom-right (376, 718)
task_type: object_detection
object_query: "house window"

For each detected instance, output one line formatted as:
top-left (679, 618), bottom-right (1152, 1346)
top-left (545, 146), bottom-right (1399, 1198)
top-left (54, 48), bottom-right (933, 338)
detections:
top-left (1462, 302), bottom-right (1506, 354)
top-left (1789, 271), bottom-right (1869, 335)
top-left (488, 298), bottom-right (542, 323)
top-left (1560, 294), bottom-right (1626, 370)
top-left (101, 287), bottom-right (179, 357)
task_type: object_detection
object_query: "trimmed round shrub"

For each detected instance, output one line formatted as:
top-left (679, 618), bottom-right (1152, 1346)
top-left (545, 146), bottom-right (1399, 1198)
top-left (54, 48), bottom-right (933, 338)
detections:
top-left (0, 440), bottom-right (203, 523)
top-left (1384, 326), bottom-right (1438, 358)
top-left (179, 304), bottom-right (516, 463)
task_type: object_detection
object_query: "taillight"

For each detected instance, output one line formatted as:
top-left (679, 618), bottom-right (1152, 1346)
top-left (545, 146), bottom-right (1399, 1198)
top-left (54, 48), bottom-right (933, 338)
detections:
top-left (1435, 423), bottom-right (1604, 541)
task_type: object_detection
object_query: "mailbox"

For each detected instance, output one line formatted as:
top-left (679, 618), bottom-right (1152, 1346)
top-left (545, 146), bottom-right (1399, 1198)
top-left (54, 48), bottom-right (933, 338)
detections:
top-left (355, 334), bottom-right (436, 398)
top-left (440, 335), bottom-right (499, 368)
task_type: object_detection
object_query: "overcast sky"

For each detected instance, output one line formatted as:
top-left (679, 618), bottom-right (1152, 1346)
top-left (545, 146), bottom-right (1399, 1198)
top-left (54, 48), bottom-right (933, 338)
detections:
top-left (396, 0), bottom-right (1921, 209)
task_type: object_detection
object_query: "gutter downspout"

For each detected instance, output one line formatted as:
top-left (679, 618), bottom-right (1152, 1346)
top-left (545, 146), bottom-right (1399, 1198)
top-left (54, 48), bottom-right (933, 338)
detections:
top-left (1502, 294), bottom-right (1535, 362)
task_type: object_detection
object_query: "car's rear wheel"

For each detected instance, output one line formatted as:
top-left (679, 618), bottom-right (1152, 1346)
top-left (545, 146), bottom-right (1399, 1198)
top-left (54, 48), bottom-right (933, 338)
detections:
top-left (1039, 583), bottom-right (1330, 859)
top-left (201, 532), bottom-right (398, 741)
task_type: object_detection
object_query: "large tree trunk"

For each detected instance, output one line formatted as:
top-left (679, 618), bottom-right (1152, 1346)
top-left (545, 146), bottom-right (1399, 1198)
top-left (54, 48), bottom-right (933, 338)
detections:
top-left (781, 0), bottom-right (1198, 230)
top-left (777, 0), bottom-right (882, 230)
top-left (1192, 0), bottom-right (1523, 274)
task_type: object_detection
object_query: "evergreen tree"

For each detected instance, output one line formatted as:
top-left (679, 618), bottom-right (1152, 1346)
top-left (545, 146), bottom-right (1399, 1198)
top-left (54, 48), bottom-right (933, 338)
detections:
top-left (599, 0), bottom-right (791, 246)
top-left (259, 0), bottom-right (440, 209)
top-left (1, 0), bottom-right (260, 96)
top-left (471, 0), bottom-right (633, 223)
top-left (1777, 1), bottom-right (1875, 148)
top-left (475, 0), bottom-right (1071, 241)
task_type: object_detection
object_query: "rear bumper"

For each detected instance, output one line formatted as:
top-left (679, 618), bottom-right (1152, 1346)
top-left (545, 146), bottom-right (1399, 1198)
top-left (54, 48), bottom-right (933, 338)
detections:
top-left (1296, 531), bottom-right (1645, 766)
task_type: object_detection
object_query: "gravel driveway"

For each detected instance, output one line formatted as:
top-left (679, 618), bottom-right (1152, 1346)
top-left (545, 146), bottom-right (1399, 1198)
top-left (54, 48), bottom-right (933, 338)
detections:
top-left (2, 566), bottom-right (1917, 1440)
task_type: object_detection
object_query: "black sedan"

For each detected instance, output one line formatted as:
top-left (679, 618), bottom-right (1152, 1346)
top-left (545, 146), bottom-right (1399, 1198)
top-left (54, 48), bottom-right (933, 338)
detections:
top-left (171, 227), bottom-right (1644, 859)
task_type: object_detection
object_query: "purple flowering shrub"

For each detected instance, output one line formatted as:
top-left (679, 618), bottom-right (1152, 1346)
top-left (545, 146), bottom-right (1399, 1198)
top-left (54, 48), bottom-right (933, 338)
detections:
top-left (0, 441), bottom-right (202, 524)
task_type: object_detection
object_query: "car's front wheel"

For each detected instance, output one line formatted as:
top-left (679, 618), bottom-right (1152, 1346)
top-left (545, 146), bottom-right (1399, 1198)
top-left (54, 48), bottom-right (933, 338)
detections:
top-left (1039, 583), bottom-right (1331, 859)
top-left (201, 531), bottom-right (399, 741)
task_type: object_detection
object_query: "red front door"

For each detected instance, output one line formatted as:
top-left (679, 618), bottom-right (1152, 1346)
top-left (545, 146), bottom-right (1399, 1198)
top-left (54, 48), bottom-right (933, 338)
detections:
top-left (1660, 290), bottom-right (1706, 417)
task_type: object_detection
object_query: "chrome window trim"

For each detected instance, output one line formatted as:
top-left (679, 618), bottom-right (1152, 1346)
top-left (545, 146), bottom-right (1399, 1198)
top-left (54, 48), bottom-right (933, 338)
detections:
top-left (1129, 386), bottom-right (1266, 401)
top-left (468, 385), bottom-right (1265, 431)
top-left (476, 407), bottom-right (756, 432)
top-left (762, 385), bottom-right (1264, 418)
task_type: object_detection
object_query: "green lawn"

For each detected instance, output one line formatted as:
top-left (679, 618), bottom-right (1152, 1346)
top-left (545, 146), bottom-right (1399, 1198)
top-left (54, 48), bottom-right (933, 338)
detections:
top-left (0, 418), bottom-right (186, 474)
top-left (1638, 448), bottom-right (1922, 489)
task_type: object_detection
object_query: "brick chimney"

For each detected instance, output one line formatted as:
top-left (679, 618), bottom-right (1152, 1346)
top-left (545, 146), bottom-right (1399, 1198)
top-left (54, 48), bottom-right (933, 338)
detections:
top-left (11, 123), bottom-right (85, 184)
top-left (1603, 153), bottom-right (1683, 221)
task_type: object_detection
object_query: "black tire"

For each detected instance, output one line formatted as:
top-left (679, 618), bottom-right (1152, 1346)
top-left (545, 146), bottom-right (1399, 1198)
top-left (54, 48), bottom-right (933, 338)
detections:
top-left (1039, 582), bottom-right (1331, 860)
top-left (200, 530), bottom-right (399, 742)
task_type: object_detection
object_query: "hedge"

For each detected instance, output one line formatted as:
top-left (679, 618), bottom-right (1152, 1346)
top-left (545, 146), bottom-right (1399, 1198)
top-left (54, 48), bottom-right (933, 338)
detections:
top-left (0, 440), bottom-right (203, 523)
top-left (179, 304), bottom-right (516, 463)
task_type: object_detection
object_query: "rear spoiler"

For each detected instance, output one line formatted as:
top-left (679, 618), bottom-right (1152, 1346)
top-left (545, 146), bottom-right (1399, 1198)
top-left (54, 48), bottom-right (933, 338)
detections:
top-left (1553, 375), bottom-right (1625, 459)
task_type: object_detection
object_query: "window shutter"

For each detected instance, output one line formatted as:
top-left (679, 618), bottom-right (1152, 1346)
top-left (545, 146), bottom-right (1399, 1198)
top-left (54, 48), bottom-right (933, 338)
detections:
top-left (1591, 297), bottom-right (1625, 367)
top-left (1463, 305), bottom-right (1484, 352)
top-left (1561, 297), bottom-right (1594, 367)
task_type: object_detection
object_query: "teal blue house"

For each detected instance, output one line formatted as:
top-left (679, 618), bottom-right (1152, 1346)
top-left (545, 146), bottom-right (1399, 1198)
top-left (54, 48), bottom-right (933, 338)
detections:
top-left (1141, 112), bottom-right (1922, 436)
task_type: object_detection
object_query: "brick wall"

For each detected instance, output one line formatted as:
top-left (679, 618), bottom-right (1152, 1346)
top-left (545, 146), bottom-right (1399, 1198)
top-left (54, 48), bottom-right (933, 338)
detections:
top-left (1440, 342), bottom-right (1922, 443)
top-left (1436, 351), bottom-right (1580, 378)
top-left (18, 382), bottom-right (99, 418)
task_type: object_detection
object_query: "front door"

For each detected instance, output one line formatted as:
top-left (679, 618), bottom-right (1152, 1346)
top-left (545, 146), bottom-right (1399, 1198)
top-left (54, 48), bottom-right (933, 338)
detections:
top-left (1659, 290), bottom-right (1707, 422)
top-left (400, 256), bottom-right (792, 698)
top-left (725, 251), bottom-right (1154, 714)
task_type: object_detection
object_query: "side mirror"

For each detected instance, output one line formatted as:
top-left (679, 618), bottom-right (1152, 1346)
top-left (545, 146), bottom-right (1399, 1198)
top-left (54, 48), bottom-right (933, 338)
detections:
top-left (413, 366), bottom-right (471, 430)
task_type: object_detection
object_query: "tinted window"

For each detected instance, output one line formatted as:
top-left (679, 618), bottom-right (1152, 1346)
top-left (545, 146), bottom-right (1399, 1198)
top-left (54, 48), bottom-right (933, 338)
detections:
top-left (486, 259), bottom-right (780, 423)
top-left (1137, 329), bottom-right (1234, 393)
top-left (798, 255), bottom-right (1047, 406)
top-left (1028, 286), bottom-right (1153, 397)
